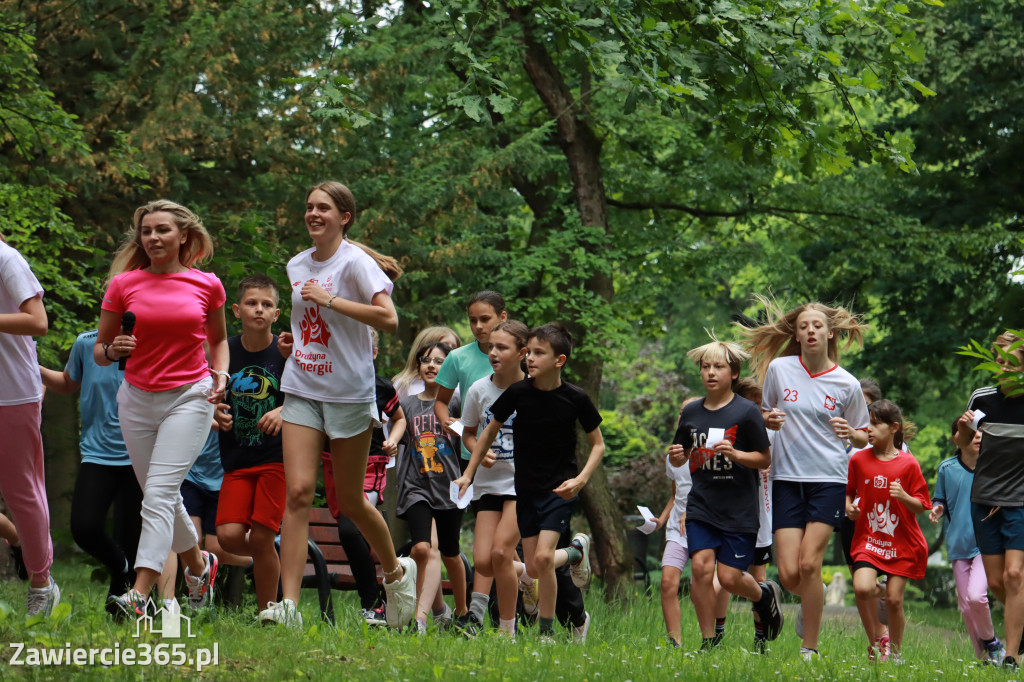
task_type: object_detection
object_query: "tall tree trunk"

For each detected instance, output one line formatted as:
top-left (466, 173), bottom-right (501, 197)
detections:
top-left (514, 7), bottom-right (632, 602)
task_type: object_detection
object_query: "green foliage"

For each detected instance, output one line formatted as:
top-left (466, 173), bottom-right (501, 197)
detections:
top-left (598, 410), bottom-right (661, 467)
top-left (957, 330), bottom-right (1024, 397)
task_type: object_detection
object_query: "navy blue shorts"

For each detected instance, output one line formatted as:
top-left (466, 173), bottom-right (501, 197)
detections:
top-left (181, 479), bottom-right (219, 536)
top-left (972, 503), bottom-right (1024, 554)
top-left (517, 492), bottom-right (575, 538)
top-left (685, 518), bottom-right (757, 571)
top-left (773, 480), bottom-right (846, 530)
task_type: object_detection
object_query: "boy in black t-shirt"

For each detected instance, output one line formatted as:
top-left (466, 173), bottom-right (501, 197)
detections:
top-left (213, 274), bottom-right (287, 619)
top-left (456, 323), bottom-right (605, 642)
top-left (668, 337), bottom-right (782, 653)
top-left (957, 331), bottom-right (1024, 667)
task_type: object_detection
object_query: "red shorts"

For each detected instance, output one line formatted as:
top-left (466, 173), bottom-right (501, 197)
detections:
top-left (215, 462), bottom-right (286, 532)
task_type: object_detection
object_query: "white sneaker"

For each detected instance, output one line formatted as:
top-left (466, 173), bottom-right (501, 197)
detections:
top-left (571, 611), bottom-right (591, 643)
top-left (259, 598), bottom-right (303, 628)
top-left (569, 533), bottom-right (592, 589)
top-left (26, 577), bottom-right (60, 618)
top-left (383, 557), bottom-right (417, 629)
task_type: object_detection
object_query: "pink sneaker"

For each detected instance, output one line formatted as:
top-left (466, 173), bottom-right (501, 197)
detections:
top-left (185, 551), bottom-right (218, 609)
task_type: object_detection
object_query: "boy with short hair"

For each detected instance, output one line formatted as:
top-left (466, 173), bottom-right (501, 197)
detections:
top-left (213, 274), bottom-right (287, 619)
top-left (456, 322), bottom-right (604, 642)
top-left (957, 331), bottom-right (1024, 668)
top-left (668, 336), bottom-right (783, 653)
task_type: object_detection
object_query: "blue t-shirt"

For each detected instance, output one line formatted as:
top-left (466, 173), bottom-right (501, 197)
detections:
top-left (65, 330), bottom-right (130, 466)
top-left (933, 454), bottom-right (980, 561)
top-left (186, 429), bottom-right (224, 492)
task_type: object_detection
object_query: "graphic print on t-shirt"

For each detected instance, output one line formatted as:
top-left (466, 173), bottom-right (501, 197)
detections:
top-left (300, 305), bottom-right (331, 348)
top-left (688, 425), bottom-right (738, 474)
top-left (412, 432), bottom-right (455, 474)
top-left (229, 365), bottom-right (282, 448)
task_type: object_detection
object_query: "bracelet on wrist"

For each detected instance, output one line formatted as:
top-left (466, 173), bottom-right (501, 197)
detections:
top-left (103, 343), bottom-right (114, 362)
top-left (324, 295), bottom-right (337, 310)
top-left (209, 369), bottom-right (229, 379)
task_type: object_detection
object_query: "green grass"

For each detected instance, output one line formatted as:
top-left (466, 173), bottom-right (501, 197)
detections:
top-left (0, 561), bottom-right (1017, 680)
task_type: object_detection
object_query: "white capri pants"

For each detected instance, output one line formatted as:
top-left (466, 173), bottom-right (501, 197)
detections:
top-left (117, 377), bottom-right (214, 572)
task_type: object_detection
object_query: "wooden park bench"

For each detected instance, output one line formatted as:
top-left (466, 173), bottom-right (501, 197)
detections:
top-left (287, 506), bottom-right (471, 625)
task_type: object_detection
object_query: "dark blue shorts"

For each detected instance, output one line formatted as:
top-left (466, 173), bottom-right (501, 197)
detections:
top-left (972, 503), bottom-right (1024, 554)
top-left (181, 479), bottom-right (219, 536)
top-left (685, 518), bottom-right (757, 571)
top-left (773, 480), bottom-right (846, 530)
top-left (517, 492), bottom-right (576, 538)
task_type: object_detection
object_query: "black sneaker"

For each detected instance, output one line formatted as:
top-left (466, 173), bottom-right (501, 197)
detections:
top-left (456, 613), bottom-right (483, 638)
top-left (754, 580), bottom-right (784, 641)
top-left (1004, 655), bottom-right (1019, 670)
top-left (9, 544), bottom-right (27, 581)
top-left (699, 633), bottom-right (723, 652)
top-left (752, 635), bottom-right (767, 655)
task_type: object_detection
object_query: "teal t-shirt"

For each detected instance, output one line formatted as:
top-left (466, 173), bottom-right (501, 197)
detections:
top-left (65, 330), bottom-right (131, 466)
top-left (435, 342), bottom-right (493, 459)
top-left (186, 429), bottom-right (224, 492)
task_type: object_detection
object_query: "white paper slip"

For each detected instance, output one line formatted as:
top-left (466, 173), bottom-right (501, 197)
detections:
top-left (448, 420), bottom-right (465, 437)
top-left (636, 505), bottom-right (658, 535)
top-left (970, 410), bottom-right (986, 432)
top-left (386, 456), bottom-right (396, 469)
top-left (706, 427), bottom-right (726, 447)
top-left (449, 481), bottom-right (473, 509)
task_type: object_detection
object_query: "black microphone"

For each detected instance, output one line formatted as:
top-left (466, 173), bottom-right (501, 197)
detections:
top-left (119, 311), bottom-right (136, 370)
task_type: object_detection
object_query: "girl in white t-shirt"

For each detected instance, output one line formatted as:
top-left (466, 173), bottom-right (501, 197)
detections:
top-left (263, 181), bottom-right (417, 630)
top-left (457, 320), bottom-right (531, 636)
top-left (740, 294), bottom-right (869, 660)
top-left (0, 235), bottom-right (58, 617)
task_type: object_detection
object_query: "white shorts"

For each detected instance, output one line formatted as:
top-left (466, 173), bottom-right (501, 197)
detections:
top-left (282, 394), bottom-right (379, 440)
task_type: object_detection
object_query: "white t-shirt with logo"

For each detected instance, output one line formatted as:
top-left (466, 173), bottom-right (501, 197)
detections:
top-left (762, 355), bottom-right (869, 484)
top-left (461, 376), bottom-right (516, 498)
top-left (0, 242), bottom-right (44, 406)
top-left (281, 241), bottom-right (393, 403)
top-left (664, 455), bottom-right (693, 548)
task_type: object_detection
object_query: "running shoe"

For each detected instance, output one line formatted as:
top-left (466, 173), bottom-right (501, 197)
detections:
top-left (520, 578), bottom-right (540, 616)
top-left (699, 633), bottom-right (723, 652)
top-left (569, 533), bottom-right (592, 589)
top-left (259, 598), bottom-right (303, 628)
top-left (383, 557), bottom-right (417, 628)
top-left (456, 612), bottom-right (483, 638)
top-left (799, 647), bottom-right (820, 662)
top-left (25, 577), bottom-right (61, 618)
top-left (571, 611), bottom-right (591, 644)
top-left (434, 604), bottom-right (453, 631)
top-left (875, 633), bottom-right (890, 662)
top-left (109, 589), bottom-right (149, 622)
top-left (184, 550), bottom-right (218, 610)
top-left (985, 638), bottom-right (1006, 666)
top-left (756, 580), bottom-right (784, 641)
top-left (8, 543), bottom-right (27, 581)
top-left (361, 605), bottom-right (388, 628)
top-left (1003, 655), bottom-right (1019, 670)
top-left (752, 635), bottom-right (767, 655)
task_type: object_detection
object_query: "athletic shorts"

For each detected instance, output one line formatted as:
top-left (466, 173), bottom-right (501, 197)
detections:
top-left (661, 539), bottom-right (690, 571)
top-left (215, 463), bottom-right (286, 532)
top-left (281, 394), bottom-right (379, 440)
top-left (752, 544), bottom-right (772, 567)
top-left (474, 494), bottom-right (516, 514)
top-left (181, 479), bottom-right (219, 536)
top-left (972, 503), bottom-right (1024, 555)
top-left (685, 518), bottom-right (756, 571)
top-left (851, 560), bottom-right (889, 578)
top-left (773, 480), bottom-right (846, 530)
top-left (517, 492), bottom-right (576, 538)
top-left (402, 501), bottom-right (464, 557)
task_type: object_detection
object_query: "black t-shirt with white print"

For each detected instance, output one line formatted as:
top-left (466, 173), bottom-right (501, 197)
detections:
top-left (671, 394), bottom-right (770, 534)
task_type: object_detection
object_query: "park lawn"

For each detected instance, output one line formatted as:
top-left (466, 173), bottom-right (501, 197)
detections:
top-left (0, 560), bottom-right (1015, 681)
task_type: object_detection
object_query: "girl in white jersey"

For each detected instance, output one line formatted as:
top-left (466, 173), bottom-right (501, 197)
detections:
top-left (261, 181), bottom-right (417, 629)
top-left (740, 295), bottom-right (870, 660)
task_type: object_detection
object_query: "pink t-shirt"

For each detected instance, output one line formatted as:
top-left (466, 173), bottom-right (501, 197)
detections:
top-left (101, 268), bottom-right (225, 391)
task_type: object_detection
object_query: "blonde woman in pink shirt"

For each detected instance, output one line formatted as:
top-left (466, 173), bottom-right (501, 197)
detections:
top-left (95, 200), bottom-right (228, 618)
